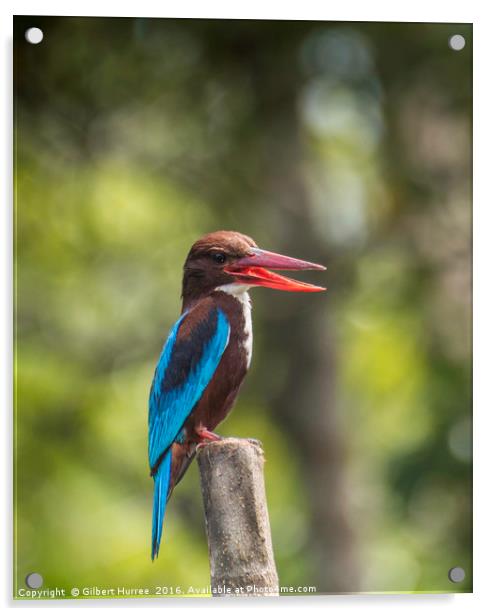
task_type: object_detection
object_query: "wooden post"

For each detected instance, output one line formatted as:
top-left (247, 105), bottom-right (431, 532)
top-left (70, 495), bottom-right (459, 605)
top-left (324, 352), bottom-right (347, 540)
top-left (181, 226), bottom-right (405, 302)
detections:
top-left (197, 438), bottom-right (279, 597)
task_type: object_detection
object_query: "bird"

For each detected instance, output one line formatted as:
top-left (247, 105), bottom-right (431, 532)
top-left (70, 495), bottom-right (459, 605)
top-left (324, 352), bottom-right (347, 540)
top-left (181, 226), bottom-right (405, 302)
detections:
top-left (148, 230), bottom-right (326, 559)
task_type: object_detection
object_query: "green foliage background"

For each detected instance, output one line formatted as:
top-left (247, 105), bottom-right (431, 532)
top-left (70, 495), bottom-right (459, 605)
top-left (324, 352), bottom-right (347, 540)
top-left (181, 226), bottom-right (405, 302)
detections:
top-left (14, 17), bottom-right (472, 597)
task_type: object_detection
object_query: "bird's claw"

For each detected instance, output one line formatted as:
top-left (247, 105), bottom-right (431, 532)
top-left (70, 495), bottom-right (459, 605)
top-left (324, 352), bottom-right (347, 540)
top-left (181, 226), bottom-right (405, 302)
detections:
top-left (196, 427), bottom-right (222, 444)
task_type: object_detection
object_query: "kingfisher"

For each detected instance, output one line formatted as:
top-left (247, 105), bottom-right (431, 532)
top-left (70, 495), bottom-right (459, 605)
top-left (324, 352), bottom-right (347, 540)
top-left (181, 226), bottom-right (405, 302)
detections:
top-left (148, 230), bottom-right (326, 559)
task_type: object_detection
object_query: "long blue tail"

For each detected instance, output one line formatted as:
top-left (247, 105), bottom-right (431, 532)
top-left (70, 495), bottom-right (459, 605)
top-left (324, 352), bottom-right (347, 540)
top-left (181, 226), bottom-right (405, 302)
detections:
top-left (151, 449), bottom-right (173, 560)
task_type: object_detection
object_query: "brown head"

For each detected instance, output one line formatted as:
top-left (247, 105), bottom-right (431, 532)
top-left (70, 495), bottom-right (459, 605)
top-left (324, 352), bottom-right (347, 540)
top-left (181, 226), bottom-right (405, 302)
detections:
top-left (181, 230), bottom-right (326, 309)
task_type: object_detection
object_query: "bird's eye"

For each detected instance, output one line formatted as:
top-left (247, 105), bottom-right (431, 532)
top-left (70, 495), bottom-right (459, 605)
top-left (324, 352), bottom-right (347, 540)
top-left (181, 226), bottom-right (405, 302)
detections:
top-left (211, 252), bottom-right (226, 264)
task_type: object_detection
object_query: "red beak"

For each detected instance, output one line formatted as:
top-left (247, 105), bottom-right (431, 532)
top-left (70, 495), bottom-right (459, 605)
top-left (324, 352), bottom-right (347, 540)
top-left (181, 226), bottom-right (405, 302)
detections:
top-left (224, 248), bottom-right (326, 292)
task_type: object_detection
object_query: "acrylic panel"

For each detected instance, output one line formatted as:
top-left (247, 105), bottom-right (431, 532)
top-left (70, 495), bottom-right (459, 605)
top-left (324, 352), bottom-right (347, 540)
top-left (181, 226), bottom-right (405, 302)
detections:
top-left (13, 16), bottom-right (472, 599)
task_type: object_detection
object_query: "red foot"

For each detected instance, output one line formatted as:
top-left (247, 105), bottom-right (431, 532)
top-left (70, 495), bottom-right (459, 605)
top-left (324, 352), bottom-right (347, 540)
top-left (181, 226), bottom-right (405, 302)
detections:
top-left (196, 427), bottom-right (222, 443)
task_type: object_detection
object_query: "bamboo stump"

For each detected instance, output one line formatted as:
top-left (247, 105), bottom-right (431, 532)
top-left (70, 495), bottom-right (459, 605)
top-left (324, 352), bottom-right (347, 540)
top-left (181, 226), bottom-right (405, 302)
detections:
top-left (197, 438), bottom-right (279, 597)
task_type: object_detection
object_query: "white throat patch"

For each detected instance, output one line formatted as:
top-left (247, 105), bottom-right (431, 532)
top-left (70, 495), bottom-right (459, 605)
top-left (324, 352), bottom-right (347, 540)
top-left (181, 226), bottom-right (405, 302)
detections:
top-left (214, 284), bottom-right (253, 368)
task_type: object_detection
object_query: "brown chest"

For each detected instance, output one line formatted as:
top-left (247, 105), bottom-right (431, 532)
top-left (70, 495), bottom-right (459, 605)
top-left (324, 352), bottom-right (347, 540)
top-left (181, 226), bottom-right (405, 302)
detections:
top-left (186, 288), bottom-right (253, 434)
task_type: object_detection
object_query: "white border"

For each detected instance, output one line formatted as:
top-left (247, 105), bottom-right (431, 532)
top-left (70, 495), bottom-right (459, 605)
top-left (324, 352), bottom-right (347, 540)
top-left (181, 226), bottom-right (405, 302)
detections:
top-left (7, 0), bottom-right (479, 22)
top-left (2, 1), bottom-right (492, 613)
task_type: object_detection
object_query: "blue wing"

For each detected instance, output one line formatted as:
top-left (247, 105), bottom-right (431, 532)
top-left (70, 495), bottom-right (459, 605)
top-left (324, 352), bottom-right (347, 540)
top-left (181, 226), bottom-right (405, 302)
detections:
top-left (148, 301), bottom-right (230, 559)
top-left (148, 302), bottom-right (230, 472)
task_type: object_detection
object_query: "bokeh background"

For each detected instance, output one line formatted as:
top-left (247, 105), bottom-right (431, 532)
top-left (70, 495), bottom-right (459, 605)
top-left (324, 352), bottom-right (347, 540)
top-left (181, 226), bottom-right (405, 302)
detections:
top-left (14, 17), bottom-right (472, 596)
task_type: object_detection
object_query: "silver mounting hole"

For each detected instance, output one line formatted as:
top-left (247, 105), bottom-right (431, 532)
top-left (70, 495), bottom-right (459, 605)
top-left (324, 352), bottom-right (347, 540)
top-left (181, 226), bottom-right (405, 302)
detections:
top-left (25, 572), bottom-right (43, 589)
top-left (448, 566), bottom-right (465, 583)
top-left (25, 27), bottom-right (44, 45)
top-left (449, 34), bottom-right (466, 51)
